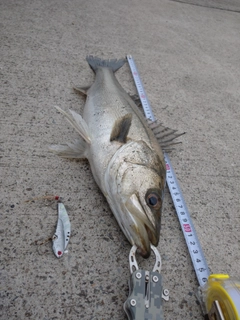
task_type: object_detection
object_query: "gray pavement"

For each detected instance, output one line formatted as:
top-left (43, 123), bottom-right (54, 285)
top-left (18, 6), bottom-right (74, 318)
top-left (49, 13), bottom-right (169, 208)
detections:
top-left (1, 0), bottom-right (240, 319)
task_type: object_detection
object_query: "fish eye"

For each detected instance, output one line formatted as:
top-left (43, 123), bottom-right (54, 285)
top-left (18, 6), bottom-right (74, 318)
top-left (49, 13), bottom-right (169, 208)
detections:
top-left (146, 192), bottom-right (161, 209)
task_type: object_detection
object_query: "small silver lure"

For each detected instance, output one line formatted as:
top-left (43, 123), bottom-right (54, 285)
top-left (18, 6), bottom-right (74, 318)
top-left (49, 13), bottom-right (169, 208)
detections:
top-left (52, 202), bottom-right (71, 258)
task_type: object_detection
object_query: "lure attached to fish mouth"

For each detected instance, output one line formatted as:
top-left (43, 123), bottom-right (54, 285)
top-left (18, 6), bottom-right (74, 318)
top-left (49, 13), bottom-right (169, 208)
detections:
top-left (50, 56), bottom-right (183, 258)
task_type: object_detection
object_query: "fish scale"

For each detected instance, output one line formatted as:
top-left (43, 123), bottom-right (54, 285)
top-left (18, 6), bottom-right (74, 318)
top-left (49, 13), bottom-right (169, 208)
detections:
top-left (87, 69), bottom-right (127, 121)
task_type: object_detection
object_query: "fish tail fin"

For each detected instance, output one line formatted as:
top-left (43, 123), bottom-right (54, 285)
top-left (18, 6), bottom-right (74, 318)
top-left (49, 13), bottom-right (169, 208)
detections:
top-left (86, 55), bottom-right (126, 73)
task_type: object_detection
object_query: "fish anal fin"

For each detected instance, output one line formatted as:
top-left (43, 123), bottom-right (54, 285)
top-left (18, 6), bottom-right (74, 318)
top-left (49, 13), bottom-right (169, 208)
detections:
top-left (149, 120), bottom-right (185, 150)
top-left (73, 86), bottom-right (90, 95)
top-left (54, 106), bottom-right (91, 144)
top-left (49, 139), bottom-right (88, 159)
top-left (110, 113), bottom-right (132, 143)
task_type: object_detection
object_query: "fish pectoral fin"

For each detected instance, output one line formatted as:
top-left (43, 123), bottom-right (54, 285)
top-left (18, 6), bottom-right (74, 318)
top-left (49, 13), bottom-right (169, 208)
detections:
top-left (73, 85), bottom-right (91, 96)
top-left (110, 113), bottom-right (132, 143)
top-left (54, 106), bottom-right (91, 144)
top-left (49, 139), bottom-right (88, 159)
top-left (149, 120), bottom-right (185, 150)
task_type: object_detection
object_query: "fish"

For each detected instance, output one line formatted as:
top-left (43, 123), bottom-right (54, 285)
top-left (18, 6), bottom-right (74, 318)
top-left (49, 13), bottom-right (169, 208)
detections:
top-left (50, 56), bottom-right (182, 258)
top-left (52, 202), bottom-right (71, 258)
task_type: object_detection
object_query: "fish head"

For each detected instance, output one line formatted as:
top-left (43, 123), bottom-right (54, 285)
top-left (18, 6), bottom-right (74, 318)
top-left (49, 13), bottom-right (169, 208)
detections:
top-left (117, 162), bottom-right (165, 258)
top-left (105, 140), bottom-right (166, 258)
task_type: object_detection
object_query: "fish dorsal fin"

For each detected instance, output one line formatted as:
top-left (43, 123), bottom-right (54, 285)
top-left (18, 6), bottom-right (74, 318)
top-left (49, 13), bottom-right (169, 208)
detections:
top-left (110, 113), bottom-right (132, 143)
top-left (149, 120), bottom-right (185, 151)
top-left (130, 94), bottom-right (142, 107)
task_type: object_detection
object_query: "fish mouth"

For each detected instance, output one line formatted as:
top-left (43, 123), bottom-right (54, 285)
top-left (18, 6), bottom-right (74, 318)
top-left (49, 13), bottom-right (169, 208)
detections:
top-left (125, 193), bottom-right (159, 258)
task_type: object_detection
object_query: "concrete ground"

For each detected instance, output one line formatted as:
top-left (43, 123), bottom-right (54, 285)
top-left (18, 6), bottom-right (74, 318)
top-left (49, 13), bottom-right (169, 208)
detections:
top-left (1, 0), bottom-right (240, 319)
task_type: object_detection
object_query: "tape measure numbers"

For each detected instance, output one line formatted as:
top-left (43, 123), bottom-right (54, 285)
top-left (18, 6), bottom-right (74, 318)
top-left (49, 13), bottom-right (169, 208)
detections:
top-left (164, 154), bottom-right (210, 287)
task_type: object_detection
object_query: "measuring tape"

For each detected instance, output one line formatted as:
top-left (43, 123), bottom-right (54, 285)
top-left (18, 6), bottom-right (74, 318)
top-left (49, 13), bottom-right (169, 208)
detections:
top-left (164, 153), bottom-right (210, 286)
top-left (127, 54), bottom-right (240, 319)
top-left (127, 55), bottom-right (156, 122)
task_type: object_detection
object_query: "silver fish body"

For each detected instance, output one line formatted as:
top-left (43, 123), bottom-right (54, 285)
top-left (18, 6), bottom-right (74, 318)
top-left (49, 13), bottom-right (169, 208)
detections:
top-left (51, 56), bottom-right (169, 258)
